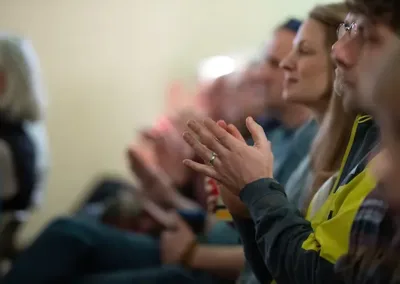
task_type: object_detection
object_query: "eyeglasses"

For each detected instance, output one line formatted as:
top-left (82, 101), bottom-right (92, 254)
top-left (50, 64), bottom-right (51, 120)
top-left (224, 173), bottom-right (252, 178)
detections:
top-left (337, 22), bottom-right (359, 39)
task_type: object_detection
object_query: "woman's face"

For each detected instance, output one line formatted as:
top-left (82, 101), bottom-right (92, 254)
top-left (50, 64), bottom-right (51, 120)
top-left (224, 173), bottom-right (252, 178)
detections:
top-left (280, 18), bottom-right (332, 107)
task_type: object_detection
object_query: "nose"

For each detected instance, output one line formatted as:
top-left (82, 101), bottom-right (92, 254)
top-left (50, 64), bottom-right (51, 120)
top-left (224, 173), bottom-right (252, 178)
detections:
top-left (280, 51), bottom-right (295, 72)
top-left (331, 35), bottom-right (359, 69)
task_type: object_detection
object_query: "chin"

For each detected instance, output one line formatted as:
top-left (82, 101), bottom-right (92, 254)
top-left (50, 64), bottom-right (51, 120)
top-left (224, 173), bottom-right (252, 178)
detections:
top-left (282, 90), bottom-right (297, 102)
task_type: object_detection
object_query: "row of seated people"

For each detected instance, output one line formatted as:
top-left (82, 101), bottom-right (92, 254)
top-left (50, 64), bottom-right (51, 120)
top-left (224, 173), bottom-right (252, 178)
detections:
top-left (2, 0), bottom-right (400, 283)
top-left (0, 15), bottom-right (319, 283)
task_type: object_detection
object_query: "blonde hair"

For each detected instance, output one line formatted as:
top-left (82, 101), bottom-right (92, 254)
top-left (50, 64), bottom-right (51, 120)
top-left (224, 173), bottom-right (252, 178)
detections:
top-left (304, 3), bottom-right (357, 211)
top-left (0, 33), bottom-right (47, 122)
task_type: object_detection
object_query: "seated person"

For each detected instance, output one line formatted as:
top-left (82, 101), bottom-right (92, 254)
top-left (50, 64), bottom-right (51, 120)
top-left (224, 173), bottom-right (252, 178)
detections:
top-left (0, 33), bottom-right (49, 261)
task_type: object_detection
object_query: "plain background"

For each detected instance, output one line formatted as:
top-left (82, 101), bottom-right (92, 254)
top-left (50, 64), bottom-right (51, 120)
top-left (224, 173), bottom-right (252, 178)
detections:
top-left (0, 0), bottom-right (334, 243)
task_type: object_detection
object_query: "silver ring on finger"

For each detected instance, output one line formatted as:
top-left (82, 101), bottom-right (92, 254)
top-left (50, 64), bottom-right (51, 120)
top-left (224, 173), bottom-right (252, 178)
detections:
top-left (209, 152), bottom-right (217, 167)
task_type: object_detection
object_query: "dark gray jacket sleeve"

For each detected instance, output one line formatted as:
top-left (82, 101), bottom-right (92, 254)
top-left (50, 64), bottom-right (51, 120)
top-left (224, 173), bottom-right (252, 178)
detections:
top-left (239, 178), bottom-right (340, 284)
top-left (233, 216), bottom-right (272, 284)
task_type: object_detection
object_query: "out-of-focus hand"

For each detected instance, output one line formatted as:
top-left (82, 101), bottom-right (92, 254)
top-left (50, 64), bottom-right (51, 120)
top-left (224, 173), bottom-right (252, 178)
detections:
top-left (127, 146), bottom-right (177, 208)
top-left (160, 213), bottom-right (196, 265)
top-left (149, 116), bottom-right (193, 186)
top-left (182, 117), bottom-right (274, 196)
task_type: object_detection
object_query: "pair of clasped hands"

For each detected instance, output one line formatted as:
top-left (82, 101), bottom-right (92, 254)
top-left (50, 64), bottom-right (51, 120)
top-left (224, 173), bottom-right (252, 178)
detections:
top-left (182, 116), bottom-right (274, 217)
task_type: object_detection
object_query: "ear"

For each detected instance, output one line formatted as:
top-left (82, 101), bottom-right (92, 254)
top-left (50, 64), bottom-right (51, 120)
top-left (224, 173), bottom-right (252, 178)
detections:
top-left (0, 71), bottom-right (6, 94)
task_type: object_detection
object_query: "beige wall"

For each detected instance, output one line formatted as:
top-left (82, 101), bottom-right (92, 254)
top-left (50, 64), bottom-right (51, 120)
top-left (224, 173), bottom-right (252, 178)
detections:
top-left (0, 0), bottom-right (335, 242)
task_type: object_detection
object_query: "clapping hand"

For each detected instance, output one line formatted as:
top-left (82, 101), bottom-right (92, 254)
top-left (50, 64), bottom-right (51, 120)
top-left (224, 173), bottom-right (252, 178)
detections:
top-left (182, 116), bottom-right (274, 196)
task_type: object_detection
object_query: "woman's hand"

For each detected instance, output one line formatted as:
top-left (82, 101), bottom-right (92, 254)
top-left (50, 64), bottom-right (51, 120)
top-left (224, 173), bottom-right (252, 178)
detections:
top-left (182, 116), bottom-right (274, 196)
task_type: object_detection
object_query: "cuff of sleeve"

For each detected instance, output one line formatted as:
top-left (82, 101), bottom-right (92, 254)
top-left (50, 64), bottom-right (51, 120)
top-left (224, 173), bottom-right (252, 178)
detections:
top-left (239, 178), bottom-right (286, 208)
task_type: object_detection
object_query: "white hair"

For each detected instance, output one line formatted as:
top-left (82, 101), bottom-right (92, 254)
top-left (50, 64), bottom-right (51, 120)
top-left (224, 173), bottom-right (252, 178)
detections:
top-left (0, 33), bottom-right (47, 122)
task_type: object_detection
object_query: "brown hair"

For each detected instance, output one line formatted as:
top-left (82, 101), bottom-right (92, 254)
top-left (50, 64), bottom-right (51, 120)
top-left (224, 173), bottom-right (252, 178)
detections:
top-left (346, 0), bottom-right (400, 35)
top-left (303, 3), bottom-right (357, 211)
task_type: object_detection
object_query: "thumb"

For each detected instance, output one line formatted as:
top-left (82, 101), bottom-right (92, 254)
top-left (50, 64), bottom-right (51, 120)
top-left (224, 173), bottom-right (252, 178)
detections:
top-left (246, 117), bottom-right (269, 150)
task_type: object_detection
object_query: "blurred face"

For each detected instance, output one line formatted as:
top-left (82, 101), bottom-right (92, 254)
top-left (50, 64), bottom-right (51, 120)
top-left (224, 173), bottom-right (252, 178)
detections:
top-left (332, 13), bottom-right (399, 112)
top-left (375, 112), bottom-right (400, 208)
top-left (372, 45), bottom-right (400, 209)
top-left (254, 29), bottom-right (296, 110)
top-left (280, 19), bottom-right (332, 109)
top-left (233, 66), bottom-right (269, 122)
top-left (197, 75), bottom-right (232, 121)
top-left (197, 70), bottom-right (267, 126)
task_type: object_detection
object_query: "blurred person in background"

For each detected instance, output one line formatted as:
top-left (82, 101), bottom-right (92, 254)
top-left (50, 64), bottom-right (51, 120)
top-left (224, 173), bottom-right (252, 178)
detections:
top-left (332, 0), bottom-right (400, 282)
top-left (181, 1), bottom-right (388, 283)
top-left (0, 34), bottom-right (49, 264)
